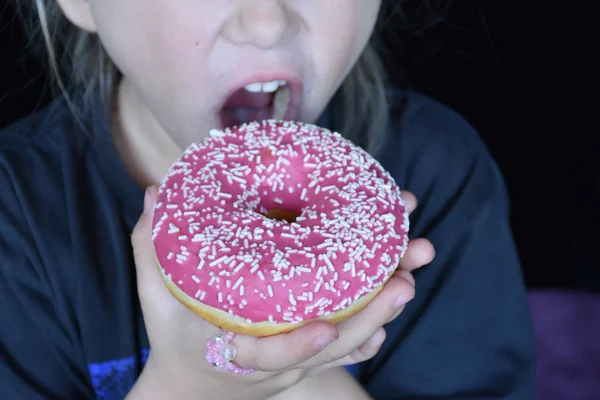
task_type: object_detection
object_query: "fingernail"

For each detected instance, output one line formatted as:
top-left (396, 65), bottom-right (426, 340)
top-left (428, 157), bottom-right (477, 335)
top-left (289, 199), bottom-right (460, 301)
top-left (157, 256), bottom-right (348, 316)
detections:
top-left (394, 293), bottom-right (414, 309)
top-left (143, 188), bottom-right (153, 213)
top-left (313, 335), bottom-right (335, 351)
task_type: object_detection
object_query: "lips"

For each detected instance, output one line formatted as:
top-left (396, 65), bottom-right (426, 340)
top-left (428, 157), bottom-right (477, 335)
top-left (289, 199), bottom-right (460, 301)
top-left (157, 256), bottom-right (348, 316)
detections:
top-left (218, 77), bottom-right (302, 130)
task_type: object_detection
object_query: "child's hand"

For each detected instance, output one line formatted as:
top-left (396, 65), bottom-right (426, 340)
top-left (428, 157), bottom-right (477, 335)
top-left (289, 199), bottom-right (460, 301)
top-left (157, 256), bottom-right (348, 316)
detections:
top-left (128, 187), bottom-right (433, 400)
top-left (300, 191), bottom-right (434, 376)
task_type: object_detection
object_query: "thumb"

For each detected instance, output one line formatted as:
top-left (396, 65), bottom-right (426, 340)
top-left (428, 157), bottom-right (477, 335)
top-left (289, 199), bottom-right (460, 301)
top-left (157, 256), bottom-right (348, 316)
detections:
top-left (131, 186), bottom-right (166, 303)
top-left (233, 321), bottom-right (339, 372)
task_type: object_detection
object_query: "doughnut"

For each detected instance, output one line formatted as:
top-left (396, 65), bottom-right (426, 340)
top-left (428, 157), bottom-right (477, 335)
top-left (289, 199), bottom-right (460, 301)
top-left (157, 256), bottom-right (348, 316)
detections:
top-left (151, 120), bottom-right (410, 336)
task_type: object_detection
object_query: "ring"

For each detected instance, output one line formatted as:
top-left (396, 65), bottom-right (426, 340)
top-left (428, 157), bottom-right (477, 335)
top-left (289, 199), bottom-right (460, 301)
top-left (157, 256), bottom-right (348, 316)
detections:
top-left (205, 330), bottom-right (254, 375)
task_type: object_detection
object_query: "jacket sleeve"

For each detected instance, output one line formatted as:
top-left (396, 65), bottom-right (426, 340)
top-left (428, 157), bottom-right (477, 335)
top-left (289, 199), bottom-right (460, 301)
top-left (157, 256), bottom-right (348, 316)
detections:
top-left (0, 164), bottom-right (94, 400)
top-left (361, 99), bottom-right (536, 399)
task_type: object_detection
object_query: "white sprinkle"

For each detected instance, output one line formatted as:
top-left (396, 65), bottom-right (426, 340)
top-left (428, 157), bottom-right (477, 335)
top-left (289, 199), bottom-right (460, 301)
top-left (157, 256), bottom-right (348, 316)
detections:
top-left (314, 281), bottom-right (322, 293)
top-left (323, 254), bottom-right (335, 272)
top-left (232, 276), bottom-right (244, 290)
top-left (209, 255), bottom-right (228, 267)
top-left (233, 262), bottom-right (245, 273)
top-left (257, 270), bottom-right (266, 281)
top-left (210, 129), bottom-right (226, 138)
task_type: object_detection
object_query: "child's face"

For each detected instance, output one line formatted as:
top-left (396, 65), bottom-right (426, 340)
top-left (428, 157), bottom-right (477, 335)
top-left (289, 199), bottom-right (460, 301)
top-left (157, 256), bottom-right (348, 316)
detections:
top-left (82, 0), bottom-right (381, 147)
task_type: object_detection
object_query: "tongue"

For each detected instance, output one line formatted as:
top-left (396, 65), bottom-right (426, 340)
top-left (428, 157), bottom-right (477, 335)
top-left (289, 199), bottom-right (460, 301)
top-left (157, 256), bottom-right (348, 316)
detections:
top-left (222, 88), bottom-right (273, 108)
top-left (220, 107), bottom-right (273, 129)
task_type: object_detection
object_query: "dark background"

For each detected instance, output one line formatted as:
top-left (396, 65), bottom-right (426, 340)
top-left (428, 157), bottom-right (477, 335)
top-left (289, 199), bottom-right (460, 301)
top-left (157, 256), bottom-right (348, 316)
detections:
top-left (1, 1), bottom-right (596, 292)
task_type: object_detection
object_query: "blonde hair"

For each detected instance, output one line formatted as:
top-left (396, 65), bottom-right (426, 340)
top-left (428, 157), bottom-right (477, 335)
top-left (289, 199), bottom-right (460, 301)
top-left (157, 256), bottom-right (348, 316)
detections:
top-left (17, 1), bottom-right (392, 154)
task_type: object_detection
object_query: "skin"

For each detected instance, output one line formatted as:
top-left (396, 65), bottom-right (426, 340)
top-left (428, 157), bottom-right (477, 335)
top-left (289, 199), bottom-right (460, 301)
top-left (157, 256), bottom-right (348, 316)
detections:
top-left (59, 0), bottom-right (384, 187)
top-left (56, 0), bottom-right (436, 398)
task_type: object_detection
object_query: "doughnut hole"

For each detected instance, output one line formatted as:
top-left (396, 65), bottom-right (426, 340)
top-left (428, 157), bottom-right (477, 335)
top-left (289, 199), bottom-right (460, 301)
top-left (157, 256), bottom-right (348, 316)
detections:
top-left (263, 208), bottom-right (300, 223)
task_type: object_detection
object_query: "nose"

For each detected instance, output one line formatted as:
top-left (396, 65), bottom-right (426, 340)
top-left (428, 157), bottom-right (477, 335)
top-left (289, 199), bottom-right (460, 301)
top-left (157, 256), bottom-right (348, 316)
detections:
top-left (222, 0), bottom-right (300, 49)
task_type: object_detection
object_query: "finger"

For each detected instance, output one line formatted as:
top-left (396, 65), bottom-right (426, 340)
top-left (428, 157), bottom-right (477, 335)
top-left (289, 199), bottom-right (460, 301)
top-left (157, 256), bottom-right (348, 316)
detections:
top-left (304, 274), bottom-right (414, 367)
top-left (400, 190), bottom-right (417, 214)
top-left (395, 268), bottom-right (415, 287)
top-left (131, 186), bottom-right (171, 304)
top-left (355, 326), bottom-right (386, 361)
top-left (309, 328), bottom-right (386, 376)
top-left (386, 270), bottom-right (415, 324)
top-left (337, 274), bottom-right (415, 337)
top-left (233, 320), bottom-right (339, 372)
top-left (398, 238), bottom-right (435, 272)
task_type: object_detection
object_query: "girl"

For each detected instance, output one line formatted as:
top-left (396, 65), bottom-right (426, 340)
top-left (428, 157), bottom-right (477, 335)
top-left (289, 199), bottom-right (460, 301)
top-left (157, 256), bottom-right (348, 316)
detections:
top-left (1, 1), bottom-right (535, 399)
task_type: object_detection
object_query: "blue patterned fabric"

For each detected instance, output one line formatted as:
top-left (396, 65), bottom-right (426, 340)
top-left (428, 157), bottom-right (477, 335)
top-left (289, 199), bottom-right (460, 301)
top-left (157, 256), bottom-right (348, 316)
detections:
top-left (88, 350), bottom-right (149, 400)
top-left (346, 363), bottom-right (360, 378)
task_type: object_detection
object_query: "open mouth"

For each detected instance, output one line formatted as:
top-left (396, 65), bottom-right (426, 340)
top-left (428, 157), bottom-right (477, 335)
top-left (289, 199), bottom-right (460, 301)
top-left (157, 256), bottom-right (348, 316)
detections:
top-left (218, 80), bottom-right (300, 129)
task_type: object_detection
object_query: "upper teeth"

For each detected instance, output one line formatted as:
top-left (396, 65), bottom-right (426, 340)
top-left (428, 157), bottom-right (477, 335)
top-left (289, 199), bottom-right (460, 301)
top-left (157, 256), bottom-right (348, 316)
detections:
top-left (244, 80), bottom-right (287, 93)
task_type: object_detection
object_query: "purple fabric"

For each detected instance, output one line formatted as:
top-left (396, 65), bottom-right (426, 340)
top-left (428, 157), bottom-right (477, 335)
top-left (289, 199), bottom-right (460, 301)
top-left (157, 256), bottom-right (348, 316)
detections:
top-left (529, 290), bottom-right (600, 400)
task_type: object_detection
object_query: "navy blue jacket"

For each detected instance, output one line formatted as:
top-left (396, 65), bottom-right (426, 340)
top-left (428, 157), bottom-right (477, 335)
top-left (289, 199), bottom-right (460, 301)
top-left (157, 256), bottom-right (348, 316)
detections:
top-left (0, 90), bottom-right (536, 399)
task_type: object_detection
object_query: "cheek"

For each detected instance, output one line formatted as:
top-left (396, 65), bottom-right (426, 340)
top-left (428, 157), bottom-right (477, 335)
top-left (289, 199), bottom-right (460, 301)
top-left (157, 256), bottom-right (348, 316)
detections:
top-left (89, 1), bottom-right (217, 102)
top-left (309, 2), bottom-right (380, 92)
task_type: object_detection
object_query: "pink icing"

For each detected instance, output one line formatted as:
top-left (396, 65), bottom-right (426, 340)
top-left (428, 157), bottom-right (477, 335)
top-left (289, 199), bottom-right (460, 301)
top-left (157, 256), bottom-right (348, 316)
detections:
top-left (152, 120), bottom-right (409, 325)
